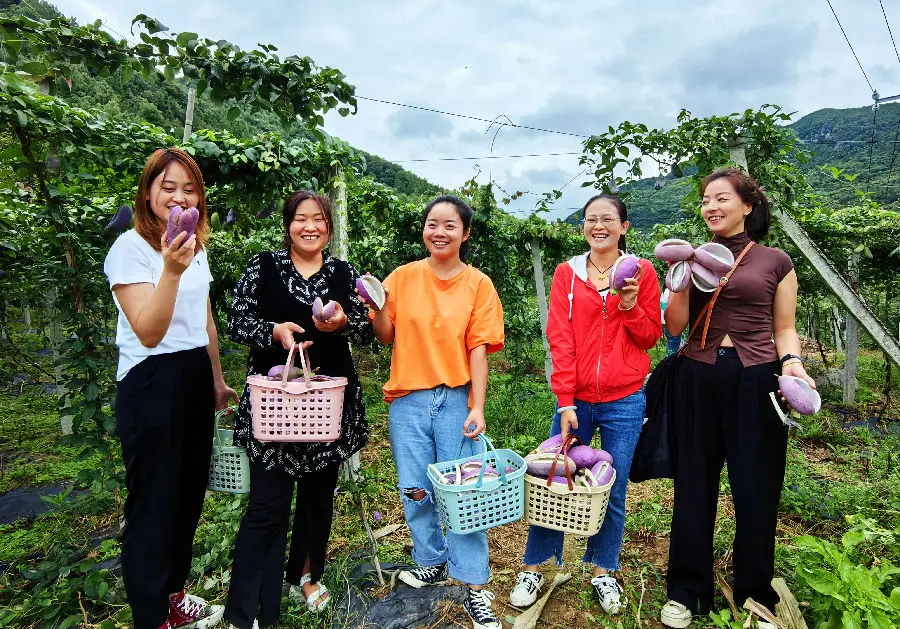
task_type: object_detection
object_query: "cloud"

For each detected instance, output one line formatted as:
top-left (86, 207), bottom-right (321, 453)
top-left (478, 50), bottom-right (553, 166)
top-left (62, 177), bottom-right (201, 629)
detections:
top-left (385, 106), bottom-right (455, 139)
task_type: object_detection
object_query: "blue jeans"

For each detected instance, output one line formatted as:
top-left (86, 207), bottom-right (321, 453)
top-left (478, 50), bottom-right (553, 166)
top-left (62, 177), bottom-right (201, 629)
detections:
top-left (388, 384), bottom-right (490, 585)
top-left (523, 390), bottom-right (646, 571)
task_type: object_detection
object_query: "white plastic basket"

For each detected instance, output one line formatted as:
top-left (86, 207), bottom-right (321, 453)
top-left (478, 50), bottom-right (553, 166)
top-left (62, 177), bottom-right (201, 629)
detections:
top-left (246, 343), bottom-right (347, 442)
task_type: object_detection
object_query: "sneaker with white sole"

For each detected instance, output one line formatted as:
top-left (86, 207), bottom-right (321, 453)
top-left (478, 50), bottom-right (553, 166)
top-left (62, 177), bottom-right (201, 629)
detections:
top-left (591, 574), bottom-right (624, 614)
top-left (660, 599), bottom-right (692, 628)
top-left (398, 563), bottom-right (449, 588)
top-left (509, 571), bottom-right (544, 607)
top-left (464, 588), bottom-right (501, 629)
top-left (227, 622), bottom-right (259, 629)
top-left (167, 591), bottom-right (224, 629)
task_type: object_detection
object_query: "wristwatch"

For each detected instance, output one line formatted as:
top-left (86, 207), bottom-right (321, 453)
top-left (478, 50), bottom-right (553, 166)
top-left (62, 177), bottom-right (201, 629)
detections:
top-left (779, 353), bottom-right (801, 365)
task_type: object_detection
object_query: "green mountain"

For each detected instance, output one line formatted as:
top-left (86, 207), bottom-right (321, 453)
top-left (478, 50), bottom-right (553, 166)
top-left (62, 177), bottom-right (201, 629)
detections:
top-left (565, 103), bottom-right (900, 228)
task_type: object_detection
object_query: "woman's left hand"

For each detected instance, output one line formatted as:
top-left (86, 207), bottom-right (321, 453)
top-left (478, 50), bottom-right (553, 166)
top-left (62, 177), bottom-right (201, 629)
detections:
top-left (617, 276), bottom-right (640, 310)
top-left (214, 381), bottom-right (238, 411)
top-left (313, 301), bottom-right (349, 333)
top-left (462, 408), bottom-right (486, 440)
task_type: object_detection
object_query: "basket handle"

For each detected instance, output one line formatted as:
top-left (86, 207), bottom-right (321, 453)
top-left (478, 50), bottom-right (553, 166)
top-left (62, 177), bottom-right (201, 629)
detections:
top-left (280, 343), bottom-right (313, 389)
top-left (453, 434), bottom-right (510, 488)
top-left (546, 433), bottom-right (580, 491)
top-left (213, 405), bottom-right (237, 450)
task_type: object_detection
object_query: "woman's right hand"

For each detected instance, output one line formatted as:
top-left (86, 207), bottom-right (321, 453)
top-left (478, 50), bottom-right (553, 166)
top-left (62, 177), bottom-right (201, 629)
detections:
top-left (272, 321), bottom-right (304, 350)
top-left (559, 409), bottom-right (578, 441)
top-left (355, 275), bottom-right (390, 313)
top-left (159, 231), bottom-right (196, 277)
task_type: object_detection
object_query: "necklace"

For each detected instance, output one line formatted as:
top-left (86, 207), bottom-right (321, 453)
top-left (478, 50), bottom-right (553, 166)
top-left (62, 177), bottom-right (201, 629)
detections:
top-left (588, 255), bottom-right (615, 281)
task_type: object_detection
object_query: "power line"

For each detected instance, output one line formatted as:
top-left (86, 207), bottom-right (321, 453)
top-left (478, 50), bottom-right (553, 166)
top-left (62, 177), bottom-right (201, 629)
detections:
top-left (880, 0), bottom-right (900, 65)
top-left (825, 0), bottom-right (875, 93)
top-left (390, 151), bottom-right (581, 163)
top-left (356, 95), bottom-right (590, 139)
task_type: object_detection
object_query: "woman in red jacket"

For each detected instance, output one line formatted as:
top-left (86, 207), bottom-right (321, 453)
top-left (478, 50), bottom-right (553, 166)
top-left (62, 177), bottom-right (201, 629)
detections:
top-left (509, 194), bottom-right (661, 616)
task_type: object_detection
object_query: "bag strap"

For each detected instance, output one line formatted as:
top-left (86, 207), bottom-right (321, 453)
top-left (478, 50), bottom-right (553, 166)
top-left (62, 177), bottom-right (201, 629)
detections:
top-left (677, 241), bottom-right (754, 356)
top-left (546, 433), bottom-right (580, 491)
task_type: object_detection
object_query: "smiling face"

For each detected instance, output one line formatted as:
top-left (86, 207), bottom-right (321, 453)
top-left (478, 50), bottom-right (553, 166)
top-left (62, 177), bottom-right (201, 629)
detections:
top-left (701, 177), bottom-right (752, 237)
top-left (288, 198), bottom-right (330, 255)
top-left (583, 198), bottom-right (628, 254)
top-left (423, 201), bottom-right (469, 261)
top-left (146, 161), bottom-right (200, 224)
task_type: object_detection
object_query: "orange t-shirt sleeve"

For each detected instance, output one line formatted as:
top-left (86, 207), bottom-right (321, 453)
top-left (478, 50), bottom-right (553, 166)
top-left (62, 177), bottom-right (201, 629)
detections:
top-left (465, 274), bottom-right (505, 354)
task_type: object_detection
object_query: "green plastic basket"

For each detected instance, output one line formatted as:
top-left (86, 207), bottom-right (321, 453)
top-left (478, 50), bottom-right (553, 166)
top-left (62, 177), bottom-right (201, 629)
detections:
top-left (426, 434), bottom-right (526, 534)
top-left (208, 406), bottom-right (250, 494)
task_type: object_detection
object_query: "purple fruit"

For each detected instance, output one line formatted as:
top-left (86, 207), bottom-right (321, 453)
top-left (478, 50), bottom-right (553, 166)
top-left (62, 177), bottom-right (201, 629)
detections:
top-left (312, 297), bottom-right (338, 321)
top-left (267, 364), bottom-right (302, 380)
top-left (569, 445), bottom-right (601, 468)
top-left (549, 475), bottom-right (574, 490)
top-left (666, 260), bottom-right (692, 293)
top-left (537, 434), bottom-right (564, 452)
top-left (690, 262), bottom-right (721, 292)
top-left (694, 243), bottom-right (734, 274)
top-left (166, 205), bottom-right (199, 245)
top-left (654, 239), bottom-right (694, 263)
top-left (355, 275), bottom-right (386, 310)
top-left (105, 205), bottom-right (133, 233)
top-left (610, 254), bottom-right (640, 293)
top-left (256, 204), bottom-right (274, 219)
top-left (225, 209), bottom-right (236, 225)
top-left (525, 451), bottom-right (577, 477)
top-left (594, 448), bottom-right (613, 465)
top-left (587, 460), bottom-right (614, 486)
top-left (504, 465), bottom-right (518, 474)
top-left (778, 375), bottom-right (821, 415)
top-left (373, 511), bottom-right (383, 523)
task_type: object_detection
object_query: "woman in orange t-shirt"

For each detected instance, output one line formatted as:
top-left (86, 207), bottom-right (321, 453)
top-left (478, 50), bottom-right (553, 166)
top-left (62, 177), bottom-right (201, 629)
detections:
top-left (370, 195), bottom-right (505, 629)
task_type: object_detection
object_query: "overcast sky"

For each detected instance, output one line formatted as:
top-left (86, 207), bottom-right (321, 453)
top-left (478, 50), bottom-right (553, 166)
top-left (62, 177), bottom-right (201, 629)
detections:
top-left (52, 0), bottom-right (900, 219)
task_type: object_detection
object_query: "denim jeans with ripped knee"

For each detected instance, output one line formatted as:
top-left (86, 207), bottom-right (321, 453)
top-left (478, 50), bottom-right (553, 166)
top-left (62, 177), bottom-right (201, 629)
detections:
top-left (388, 384), bottom-right (490, 585)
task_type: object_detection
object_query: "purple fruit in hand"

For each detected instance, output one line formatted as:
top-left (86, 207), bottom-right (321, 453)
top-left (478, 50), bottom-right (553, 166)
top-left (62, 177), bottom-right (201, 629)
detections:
top-left (690, 262), bottom-right (722, 292)
top-left (355, 275), bottom-right (386, 310)
top-left (105, 205), bottom-right (133, 233)
top-left (312, 297), bottom-right (338, 321)
top-left (694, 242), bottom-right (734, 274)
top-left (666, 260), bottom-right (692, 292)
top-left (610, 254), bottom-right (640, 294)
top-left (654, 239), bottom-right (694, 263)
top-left (778, 375), bottom-right (821, 415)
top-left (166, 205), bottom-right (199, 245)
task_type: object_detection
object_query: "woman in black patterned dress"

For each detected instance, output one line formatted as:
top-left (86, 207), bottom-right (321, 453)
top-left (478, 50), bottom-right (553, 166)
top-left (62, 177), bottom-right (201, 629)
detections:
top-left (223, 191), bottom-right (372, 629)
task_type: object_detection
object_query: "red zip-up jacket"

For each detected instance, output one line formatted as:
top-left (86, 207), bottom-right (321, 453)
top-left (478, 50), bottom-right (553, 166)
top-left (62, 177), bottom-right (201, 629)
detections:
top-left (547, 253), bottom-right (662, 406)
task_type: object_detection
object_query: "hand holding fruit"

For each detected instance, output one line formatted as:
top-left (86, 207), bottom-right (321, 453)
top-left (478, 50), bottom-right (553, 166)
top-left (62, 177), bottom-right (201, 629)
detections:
top-left (159, 230), bottom-right (196, 277)
top-left (272, 321), bottom-right (304, 350)
top-left (313, 300), bottom-right (348, 333)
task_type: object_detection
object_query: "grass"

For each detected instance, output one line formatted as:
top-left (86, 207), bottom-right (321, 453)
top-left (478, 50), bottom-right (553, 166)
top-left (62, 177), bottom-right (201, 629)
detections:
top-left (2, 337), bottom-right (900, 628)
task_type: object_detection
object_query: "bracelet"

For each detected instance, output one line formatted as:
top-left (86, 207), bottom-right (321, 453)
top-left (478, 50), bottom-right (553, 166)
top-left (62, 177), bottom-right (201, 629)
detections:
top-left (617, 301), bottom-right (636, 311)
top-left (557, 405), bottom-right (577, 413)
top-left (779, 353), bottom-right (801, 365)
top-left (781, 359), bottom-right (802, 370)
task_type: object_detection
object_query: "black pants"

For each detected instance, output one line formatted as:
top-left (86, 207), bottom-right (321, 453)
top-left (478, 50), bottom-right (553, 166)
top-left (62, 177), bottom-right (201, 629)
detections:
top-left (667, 348), bottom-right (787, 614)
top-left (116, 348), bottom-right (215, 629)
top-left (225, 461), bottom-right (339, 629)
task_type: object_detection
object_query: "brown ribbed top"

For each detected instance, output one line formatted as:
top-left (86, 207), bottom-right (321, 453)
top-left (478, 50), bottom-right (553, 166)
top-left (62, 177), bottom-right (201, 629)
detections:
top-left (683, 232), bottom-right (794, 366)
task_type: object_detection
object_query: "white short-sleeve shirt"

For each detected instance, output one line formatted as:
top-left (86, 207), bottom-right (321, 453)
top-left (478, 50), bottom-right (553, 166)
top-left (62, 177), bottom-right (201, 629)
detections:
top-left (103, 229), bottom-right (212, 380)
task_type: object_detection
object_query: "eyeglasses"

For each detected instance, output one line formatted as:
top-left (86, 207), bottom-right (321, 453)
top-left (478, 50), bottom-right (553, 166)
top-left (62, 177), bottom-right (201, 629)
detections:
top-left (582, 216), bottom-right (620, 228)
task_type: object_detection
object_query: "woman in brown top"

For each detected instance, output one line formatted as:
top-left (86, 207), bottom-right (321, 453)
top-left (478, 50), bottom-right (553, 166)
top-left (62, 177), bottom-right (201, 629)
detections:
top-left (658, 168), bottom-right (816, 629)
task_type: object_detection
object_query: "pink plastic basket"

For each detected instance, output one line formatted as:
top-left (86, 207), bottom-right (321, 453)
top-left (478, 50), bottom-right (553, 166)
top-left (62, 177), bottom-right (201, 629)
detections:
top-left (246, 343), bottom-right (347, 442)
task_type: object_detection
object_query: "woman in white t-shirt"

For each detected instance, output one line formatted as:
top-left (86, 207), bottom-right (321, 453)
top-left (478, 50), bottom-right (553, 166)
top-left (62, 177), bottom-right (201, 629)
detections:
top-left (103, 147), bottom-right (236, 629)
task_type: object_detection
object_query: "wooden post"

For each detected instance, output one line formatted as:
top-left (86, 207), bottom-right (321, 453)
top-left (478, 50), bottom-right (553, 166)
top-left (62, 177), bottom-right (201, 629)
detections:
top-left (45, 290), bottom-right (73, 435)
top-left (832, 306), bottom-right (843, 354)
top-left (530, 239), bottom-right (552, 386)
top-left (843, 254), bottom-right (859, 405)
top-left (182, 86), bottom-right (196, 143)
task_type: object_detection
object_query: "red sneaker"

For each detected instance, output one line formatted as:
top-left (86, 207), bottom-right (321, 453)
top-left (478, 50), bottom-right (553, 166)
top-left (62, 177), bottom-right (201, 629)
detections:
top-left (168, 591), bottom-right (224, 628)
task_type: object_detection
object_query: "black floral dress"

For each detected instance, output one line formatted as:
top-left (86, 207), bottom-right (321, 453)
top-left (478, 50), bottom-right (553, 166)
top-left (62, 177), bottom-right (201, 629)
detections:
top-left (227, 249), bottom-right (372, 478)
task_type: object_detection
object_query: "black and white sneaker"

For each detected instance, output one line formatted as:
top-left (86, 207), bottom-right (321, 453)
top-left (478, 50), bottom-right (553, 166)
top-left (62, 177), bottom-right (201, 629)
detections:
top-left (464, 588), bottom-right (501, 629)
top-left (509, 570), bottom-right (544, 607)
top-left (398, 563), bottom-right (449, 588)
top-left (591, 575), bottom-right (624, 614)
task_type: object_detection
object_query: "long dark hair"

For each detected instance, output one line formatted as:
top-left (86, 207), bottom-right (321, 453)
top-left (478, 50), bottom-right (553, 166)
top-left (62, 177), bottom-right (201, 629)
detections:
top-left (423, 194), bottom-right (473, 262)
top-left (582, 194), bottom-right (628, 252)
top-left (281, 190), bottom-right (333, 249)
top-left (700, 168), bottom-right (771, 242)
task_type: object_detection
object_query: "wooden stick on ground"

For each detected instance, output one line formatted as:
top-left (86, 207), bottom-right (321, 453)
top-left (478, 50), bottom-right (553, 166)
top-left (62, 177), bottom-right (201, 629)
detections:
top-left (512, 572), bottom-right (572, 629)
top-left (772, 578), bottom-right (808, 629)
top-left (743, 597), bottom-right (784, 629)
top-left (717, 573), bottom-right (740, 618)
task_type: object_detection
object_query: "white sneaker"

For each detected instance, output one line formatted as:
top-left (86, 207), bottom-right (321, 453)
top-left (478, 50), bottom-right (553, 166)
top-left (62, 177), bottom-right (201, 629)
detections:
top-left (591, 575), bottom-right (624, 614)
top-left (660, 600), bottom-right (692, 628)
top-left (509, 571), bottom-right (544, 607)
